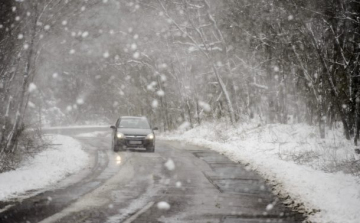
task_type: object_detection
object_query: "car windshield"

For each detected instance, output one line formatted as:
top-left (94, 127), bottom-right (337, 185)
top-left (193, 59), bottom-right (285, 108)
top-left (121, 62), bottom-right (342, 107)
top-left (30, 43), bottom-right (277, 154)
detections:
top-left (118, 118), bottom-right (150, 129)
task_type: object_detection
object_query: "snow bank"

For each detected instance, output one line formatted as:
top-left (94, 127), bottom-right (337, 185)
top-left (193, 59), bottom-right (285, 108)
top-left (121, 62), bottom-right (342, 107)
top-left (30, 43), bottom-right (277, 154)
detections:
top-left (76, 131), bottom-right (110, 138)
top-left (0, 135), bottom-right (89, 201)
top-left (159, 122), bottom-right (360, 223)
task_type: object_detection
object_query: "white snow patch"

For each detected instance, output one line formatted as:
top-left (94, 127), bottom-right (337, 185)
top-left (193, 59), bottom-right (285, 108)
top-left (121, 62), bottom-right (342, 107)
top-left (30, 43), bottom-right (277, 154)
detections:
top-left (0, 135), bottom-right (89, 201)
top-left (178, 122), bottom-right (190, 131)
top-left (76, 131), bottom-right (110, 138)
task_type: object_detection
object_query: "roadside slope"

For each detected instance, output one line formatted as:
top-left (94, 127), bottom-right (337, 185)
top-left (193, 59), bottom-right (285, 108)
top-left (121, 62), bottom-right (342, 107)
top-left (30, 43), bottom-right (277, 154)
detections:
top-left (0, 135), bottom-right (89, 201)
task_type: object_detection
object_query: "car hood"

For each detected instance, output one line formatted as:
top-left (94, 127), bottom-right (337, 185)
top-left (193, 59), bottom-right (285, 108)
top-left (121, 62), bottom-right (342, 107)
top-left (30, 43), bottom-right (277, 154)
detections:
top-left (117, 128), bottom-right (152, 135)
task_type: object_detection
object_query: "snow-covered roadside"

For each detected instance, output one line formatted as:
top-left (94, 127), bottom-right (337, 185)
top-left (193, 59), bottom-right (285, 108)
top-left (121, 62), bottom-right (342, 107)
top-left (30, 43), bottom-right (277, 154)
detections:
top-left (42, 125), bottom-right (109, 130)
top-left (159, 122), bottom-right (360, 223)
top-left (0, 135), bottom-right (89, 201)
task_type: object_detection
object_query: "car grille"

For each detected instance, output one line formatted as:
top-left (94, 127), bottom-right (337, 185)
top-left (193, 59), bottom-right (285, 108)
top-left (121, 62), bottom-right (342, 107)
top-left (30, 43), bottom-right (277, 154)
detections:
top-left (125, 135), bottom-right (146, 140)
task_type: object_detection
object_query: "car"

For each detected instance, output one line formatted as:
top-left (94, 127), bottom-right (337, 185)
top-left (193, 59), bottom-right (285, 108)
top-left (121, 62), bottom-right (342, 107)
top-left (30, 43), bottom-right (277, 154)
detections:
top-left (110, 116), bottom-right (158, 152)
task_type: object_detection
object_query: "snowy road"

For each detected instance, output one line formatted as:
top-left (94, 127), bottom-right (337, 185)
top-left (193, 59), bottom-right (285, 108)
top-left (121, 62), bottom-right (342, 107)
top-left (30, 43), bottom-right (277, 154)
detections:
top-left (0, 128), bottom-right (304, 223)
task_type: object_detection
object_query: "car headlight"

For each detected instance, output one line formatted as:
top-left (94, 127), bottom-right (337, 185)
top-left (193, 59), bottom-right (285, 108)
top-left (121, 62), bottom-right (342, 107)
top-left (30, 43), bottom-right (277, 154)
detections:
top-left (116, 132), bottom-right (125, 139)
top-left (146, 133), bottom-right (154, 140)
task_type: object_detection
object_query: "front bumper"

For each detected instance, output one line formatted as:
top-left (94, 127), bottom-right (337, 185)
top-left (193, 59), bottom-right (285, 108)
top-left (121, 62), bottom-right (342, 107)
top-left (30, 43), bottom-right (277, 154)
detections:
top-left (115, 138), bottom-right (154, 148)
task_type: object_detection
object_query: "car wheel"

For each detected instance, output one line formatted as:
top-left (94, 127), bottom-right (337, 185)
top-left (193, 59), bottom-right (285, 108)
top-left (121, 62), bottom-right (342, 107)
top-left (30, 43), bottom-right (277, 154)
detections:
top-left (120, 145), bottom-right (127, 151)
top-left (146, 147), bottom-right (155, 153)
top-left (113, 145), bottom-right (119, 152)
top-left (112, 139), bottom-right (119, 152)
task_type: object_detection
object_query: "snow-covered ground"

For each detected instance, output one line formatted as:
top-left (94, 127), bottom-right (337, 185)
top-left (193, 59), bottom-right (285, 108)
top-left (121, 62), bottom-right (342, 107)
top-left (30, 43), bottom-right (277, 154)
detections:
top-left (76, 131), bottom-right (110, 138)
top-left (42, 125), bottom-right (109, 130)
top-left (0, 135), bottom-right (89, 202)
top-left (159, 122), bottom-right (360, 223)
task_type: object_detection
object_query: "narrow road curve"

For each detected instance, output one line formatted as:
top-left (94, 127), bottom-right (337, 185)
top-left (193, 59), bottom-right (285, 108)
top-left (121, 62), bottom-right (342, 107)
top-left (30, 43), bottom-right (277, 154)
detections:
top-left (0, 128), bottom-right (304, 223)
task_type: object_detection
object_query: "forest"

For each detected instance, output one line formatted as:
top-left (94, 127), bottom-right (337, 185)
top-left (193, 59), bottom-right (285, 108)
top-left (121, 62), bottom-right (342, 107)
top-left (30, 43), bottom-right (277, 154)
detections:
top-left (0, 0), bottom-right (359, 169)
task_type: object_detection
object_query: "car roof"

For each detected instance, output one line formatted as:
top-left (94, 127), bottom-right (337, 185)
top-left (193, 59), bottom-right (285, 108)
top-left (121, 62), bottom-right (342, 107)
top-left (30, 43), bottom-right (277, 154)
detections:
top-left (120, 116), bottom-right (147, 119)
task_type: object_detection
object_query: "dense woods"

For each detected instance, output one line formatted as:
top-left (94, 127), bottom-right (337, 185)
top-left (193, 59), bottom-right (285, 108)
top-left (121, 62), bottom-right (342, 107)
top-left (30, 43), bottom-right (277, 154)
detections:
top-left (0, 0), bottom-right (359, 165)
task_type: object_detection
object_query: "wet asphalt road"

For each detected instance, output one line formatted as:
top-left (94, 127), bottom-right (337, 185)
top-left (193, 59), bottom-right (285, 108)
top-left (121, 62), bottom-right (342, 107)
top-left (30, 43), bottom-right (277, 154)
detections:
top-left (0, 127), bottom-right (304, 223)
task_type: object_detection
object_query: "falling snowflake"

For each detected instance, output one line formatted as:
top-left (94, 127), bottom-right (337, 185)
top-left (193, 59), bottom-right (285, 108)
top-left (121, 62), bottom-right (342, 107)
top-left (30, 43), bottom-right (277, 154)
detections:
top-left (160, 75), bottom-right (167, 82)
top-left (103, 51), bottom-right (110, 58)
top-left (198, 101), bottom-right (211, 112)
top-left (175, 181), bottom-right (182, 188)
top-left (28, 101), bottom-right (35, 108)
top-left (157, 201), bottom-right (170, 210)
top-left (28, 83), bottom-right (37, 92)
top-left (156, 90), bottom-right (165, 97)
top-left (81, 31), bottom-right (89, 38)
top-left (151, 99), bottom-right (158, 108)
top-left (76, 98), bottom-right (84, 105)
top-left (133, 52), bottom-right (140, 59)
top-left (164, 159), bottom-right (175, 171)
top-left (266, 203), bottom-right (274, 211)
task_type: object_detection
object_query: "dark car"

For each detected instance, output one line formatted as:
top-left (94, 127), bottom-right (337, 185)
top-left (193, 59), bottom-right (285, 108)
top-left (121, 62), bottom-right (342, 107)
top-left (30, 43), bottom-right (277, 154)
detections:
top-left (110, 116), bottom-right (158, 152)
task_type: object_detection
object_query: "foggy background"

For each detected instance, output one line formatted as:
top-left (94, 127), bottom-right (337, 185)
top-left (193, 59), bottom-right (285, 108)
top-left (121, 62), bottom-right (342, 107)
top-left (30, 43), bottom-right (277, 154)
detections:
top-left (0, 0), bottom-right (359, 156)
